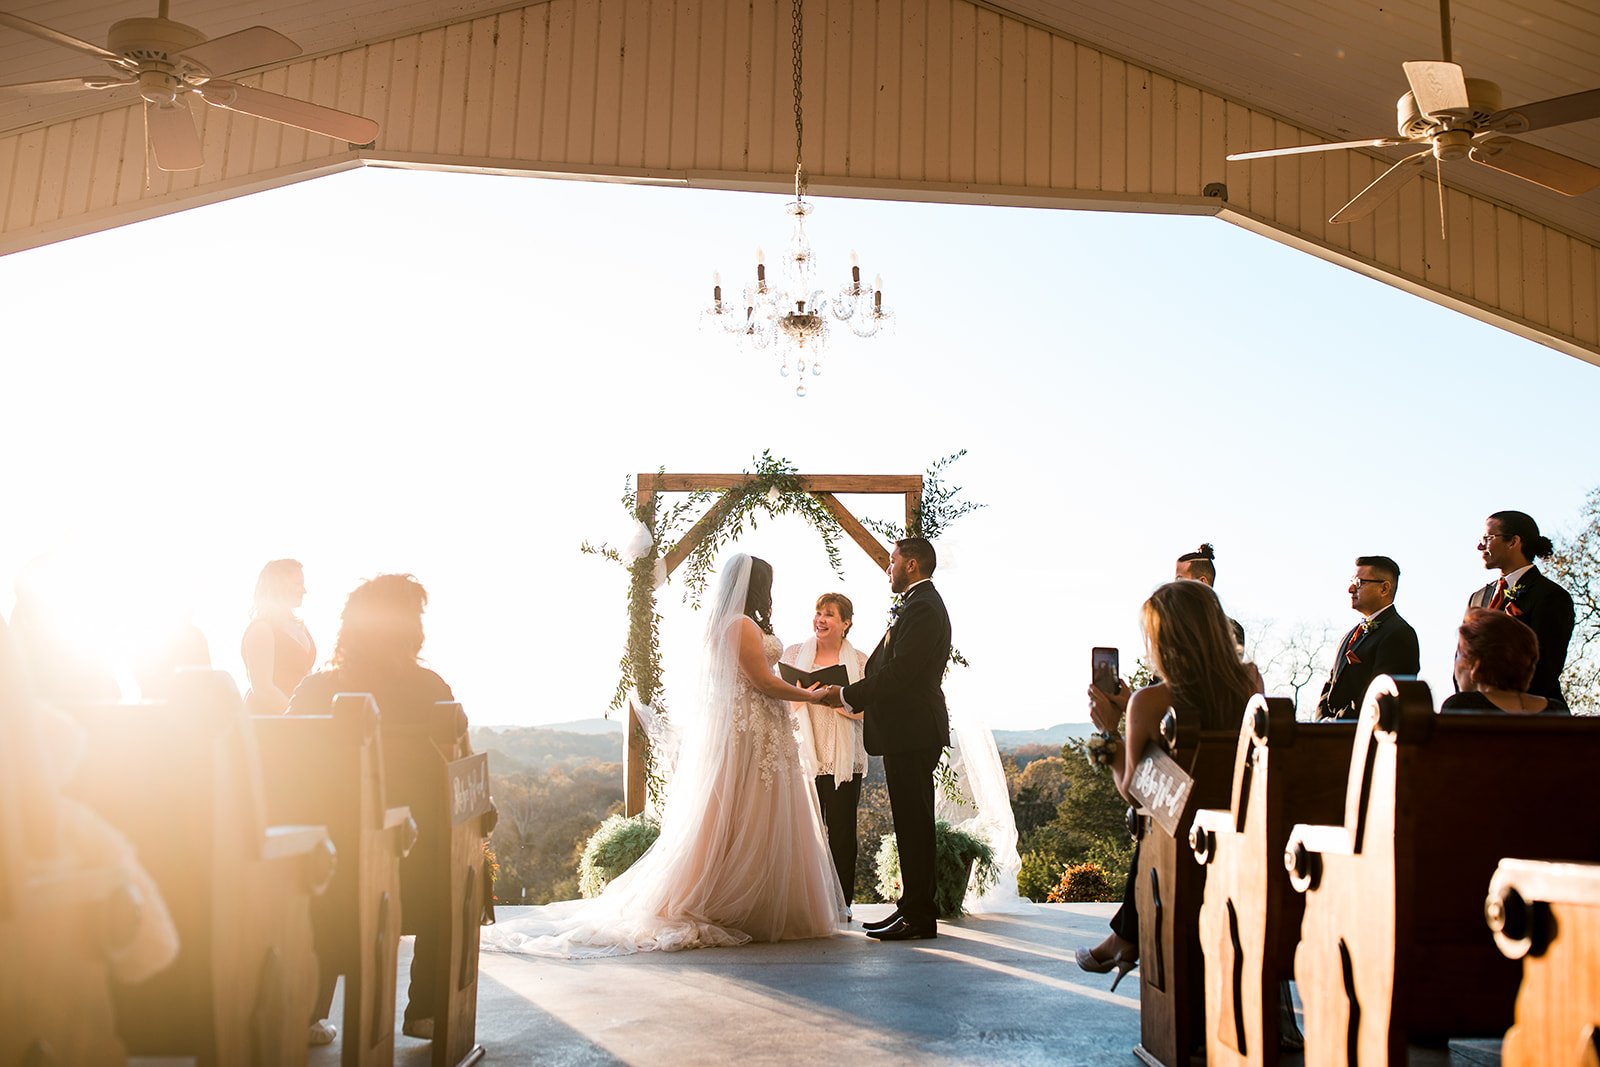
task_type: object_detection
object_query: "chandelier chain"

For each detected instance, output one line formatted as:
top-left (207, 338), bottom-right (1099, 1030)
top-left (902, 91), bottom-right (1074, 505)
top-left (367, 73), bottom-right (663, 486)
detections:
top-left (792, 0), bottom-right (806, 198)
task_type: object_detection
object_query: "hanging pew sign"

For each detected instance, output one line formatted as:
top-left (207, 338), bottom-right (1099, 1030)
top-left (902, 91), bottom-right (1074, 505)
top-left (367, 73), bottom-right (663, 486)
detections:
top-left (449, 753), bottom-right (491, 825)
top-left (1130, 742), bottom-right (1194, 836)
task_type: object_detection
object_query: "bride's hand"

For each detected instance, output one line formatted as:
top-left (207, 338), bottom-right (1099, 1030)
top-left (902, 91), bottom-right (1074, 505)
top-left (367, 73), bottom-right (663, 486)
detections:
top-left (834, 707), bottom-right (864, 722)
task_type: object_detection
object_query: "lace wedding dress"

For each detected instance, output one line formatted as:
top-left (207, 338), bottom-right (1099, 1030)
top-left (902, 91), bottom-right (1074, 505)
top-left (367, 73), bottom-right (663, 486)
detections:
top-left (481, 555), bottom-right (843, 958)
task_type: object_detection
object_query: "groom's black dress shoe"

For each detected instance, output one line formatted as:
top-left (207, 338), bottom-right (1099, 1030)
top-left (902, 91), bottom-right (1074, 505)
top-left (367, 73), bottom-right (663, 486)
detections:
top-left (866, 917), bottom-right (937, 941)
top-left (861, 910), bottom-right (902, 933)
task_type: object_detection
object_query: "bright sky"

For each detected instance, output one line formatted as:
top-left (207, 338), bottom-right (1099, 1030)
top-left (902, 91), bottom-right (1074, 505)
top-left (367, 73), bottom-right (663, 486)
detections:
top-left (3, 166), bottom-right (1598, 729)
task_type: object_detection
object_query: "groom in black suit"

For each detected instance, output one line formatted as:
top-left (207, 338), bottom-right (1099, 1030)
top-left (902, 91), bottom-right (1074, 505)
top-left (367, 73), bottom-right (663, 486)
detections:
top-left (820, 537), bottom-right (951, 941)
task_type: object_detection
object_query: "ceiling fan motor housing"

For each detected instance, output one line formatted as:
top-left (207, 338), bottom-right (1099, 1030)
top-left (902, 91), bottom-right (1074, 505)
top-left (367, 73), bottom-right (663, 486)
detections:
top-left (1397, 77), bottom-right (1503, 143)
top-left (106, 18), bottom-right (207, 67)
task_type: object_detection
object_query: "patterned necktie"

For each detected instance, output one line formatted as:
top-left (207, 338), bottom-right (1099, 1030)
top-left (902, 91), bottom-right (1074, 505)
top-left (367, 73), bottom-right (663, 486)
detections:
top-left (1336, 623), bottom-right (1363, 674)
top-left (1487, 577), bottom-right (1509, 611)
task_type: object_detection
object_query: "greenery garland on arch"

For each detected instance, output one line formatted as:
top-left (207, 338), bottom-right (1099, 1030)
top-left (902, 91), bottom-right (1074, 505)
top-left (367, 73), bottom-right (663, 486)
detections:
top-left (581, 449), bottom-right (983, 804)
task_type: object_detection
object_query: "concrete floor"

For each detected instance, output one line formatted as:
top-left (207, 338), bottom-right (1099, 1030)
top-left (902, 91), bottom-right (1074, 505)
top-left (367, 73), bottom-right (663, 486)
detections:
top-left (308, 903), bottom-right (1504, 1066)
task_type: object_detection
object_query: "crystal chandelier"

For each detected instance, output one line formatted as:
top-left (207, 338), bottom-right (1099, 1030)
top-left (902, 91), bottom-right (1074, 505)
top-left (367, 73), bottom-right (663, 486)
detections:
top-left (702, 0), bottom-right (890, 397)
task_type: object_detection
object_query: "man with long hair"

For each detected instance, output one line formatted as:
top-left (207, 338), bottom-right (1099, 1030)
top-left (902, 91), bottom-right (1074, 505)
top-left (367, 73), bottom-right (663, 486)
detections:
top-left (1468, 510), bottom-right (1575, 702)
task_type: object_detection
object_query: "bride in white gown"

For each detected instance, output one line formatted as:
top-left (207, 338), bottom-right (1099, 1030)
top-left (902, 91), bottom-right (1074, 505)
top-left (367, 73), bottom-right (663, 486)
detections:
top-left (481, 553), bottom-right (845, 958)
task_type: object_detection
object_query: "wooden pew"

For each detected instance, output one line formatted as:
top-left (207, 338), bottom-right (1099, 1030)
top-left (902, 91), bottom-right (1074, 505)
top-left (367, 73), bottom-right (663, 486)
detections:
top-left (1, 625), bottom-right (130, 1066)
top-left (1285, 677), bottom-right (1600, 1065)
top-left (1190, 696), bottom-right (1358, 1066)
top-left (382, 702), bottom-right (495, 1067)
top-left (1128, 709), bottom-right (1241, 1067)
top-left (1486, 859), bottom-right (1600, 1067)
top-left (255, 693), bottom-right (418, 1067)
top-left (67, 669), bottom-right (334, 1067)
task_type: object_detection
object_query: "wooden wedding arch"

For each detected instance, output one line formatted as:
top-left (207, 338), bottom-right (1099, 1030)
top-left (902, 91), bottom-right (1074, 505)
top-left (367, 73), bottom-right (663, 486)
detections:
top-left (622, 470), bottom-right (923, 815)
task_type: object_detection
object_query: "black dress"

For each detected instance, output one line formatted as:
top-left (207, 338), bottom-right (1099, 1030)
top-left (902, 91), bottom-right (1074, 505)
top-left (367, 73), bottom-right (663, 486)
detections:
top-left (1439, 690), bottom-right (1569, 714)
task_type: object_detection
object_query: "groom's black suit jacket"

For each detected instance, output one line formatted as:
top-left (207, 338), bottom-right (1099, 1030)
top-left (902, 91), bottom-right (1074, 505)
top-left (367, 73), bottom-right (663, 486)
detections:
top-left (843, 581), bottom-right (952, 756)
top-left (1467, 566), bottom-right (1576, 702)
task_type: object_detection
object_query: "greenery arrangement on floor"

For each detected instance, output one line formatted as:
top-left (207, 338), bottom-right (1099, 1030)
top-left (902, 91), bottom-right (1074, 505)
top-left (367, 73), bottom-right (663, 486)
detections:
top-left (578, 813), bottom-right (661, 898)
top-left (874, 819), bottom-right (998, 919)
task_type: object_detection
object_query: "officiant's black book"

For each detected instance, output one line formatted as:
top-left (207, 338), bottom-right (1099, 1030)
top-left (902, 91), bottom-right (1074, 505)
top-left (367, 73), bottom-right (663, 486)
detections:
top-left (778, 662), bottom-right (850, 689)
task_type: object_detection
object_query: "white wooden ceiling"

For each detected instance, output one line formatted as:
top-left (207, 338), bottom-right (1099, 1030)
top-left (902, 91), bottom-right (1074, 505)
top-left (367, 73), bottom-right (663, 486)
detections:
top-left (2, 0), bottom-right (1598, 244)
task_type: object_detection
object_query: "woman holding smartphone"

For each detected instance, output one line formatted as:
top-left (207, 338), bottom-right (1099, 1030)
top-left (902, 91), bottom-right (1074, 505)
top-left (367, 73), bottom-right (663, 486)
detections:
top-left (782, 593), bottom-right (869, 915)
top-left (1080, 580), bottom-right (1260, 987)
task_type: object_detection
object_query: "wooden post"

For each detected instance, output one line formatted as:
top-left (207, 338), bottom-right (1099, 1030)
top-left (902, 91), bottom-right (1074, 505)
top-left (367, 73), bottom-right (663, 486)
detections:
top-left (626, 476), bottom-right (658, 819)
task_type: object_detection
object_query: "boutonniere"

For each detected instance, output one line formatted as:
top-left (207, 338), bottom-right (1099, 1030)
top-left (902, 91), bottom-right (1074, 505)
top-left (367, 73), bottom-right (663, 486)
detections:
top-left (887, 593), bottom-right (907, 627)
top-left (1501, 582), bottom-right (1526, 618)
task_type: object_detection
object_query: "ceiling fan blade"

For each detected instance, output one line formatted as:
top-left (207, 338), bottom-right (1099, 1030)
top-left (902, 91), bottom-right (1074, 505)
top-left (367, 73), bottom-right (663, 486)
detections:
top-left (1403, 60), bottom-right (1470, 117)
top-left (0, 12), bottom-right (119, 61)
top-left (1330, 150), bottom-right (1431, 224)
top-left (145, 101), bottom-right (204, 171)
top-left (179, 27), bottom-right (301, 78)
top-left (196, 80), bottom-right (379, 144)
top-left (0, 75), bottom-right (134, 96)
top-left (1485, 87), bottom-right (1600, 135)
top-left (1470, 137), bottom-right (1600, 196)
top-left (1228, 137), bottom-right (1410, 162)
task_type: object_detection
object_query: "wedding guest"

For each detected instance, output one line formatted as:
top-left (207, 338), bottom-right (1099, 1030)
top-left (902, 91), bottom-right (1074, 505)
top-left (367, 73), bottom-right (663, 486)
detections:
top-left (1441, 608), bottom-right (1568, 714)
top-left (288, 573), bottom-right (466, 1043)
top-left (1174, 543), bottom-right (1247, 651)
top-left (782, 593), bottom-right (869, 913)
top-left (1467, 511), bottom-right (1575, 702)
top-left (1082, 580), bottom-right (1260, 988)
top-left (241, 559), bottom-right (315, 714)
top-left (1314, 556), bottom-right (1420, 721)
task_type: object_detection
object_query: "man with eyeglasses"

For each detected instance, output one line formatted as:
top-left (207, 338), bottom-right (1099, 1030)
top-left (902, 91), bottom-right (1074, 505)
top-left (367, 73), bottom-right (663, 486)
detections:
top-left (1315, 556), bottom-right (1420, 721)
top-left (1467, 510), bottom-right (1575, 702)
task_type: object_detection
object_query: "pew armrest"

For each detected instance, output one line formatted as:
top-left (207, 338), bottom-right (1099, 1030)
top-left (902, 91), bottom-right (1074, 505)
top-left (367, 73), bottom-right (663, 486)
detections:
top-left (384, 805), bottom-right (419, 858)
top-left (1284, 823), bottom-right (1352, 893)
top-left (261, 824), bottom-right (337, 896)
top-left (262, 824), bottom-right (331, 861)
top-left (1189, 806), bottom-right (1230, 865)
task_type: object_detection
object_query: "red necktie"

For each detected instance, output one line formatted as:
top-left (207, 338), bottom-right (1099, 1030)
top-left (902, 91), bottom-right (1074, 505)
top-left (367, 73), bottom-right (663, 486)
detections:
top-left (1487, 578), bottom-right (1508, 611)
top-left (1339, 624), bottom-right (1363, 669)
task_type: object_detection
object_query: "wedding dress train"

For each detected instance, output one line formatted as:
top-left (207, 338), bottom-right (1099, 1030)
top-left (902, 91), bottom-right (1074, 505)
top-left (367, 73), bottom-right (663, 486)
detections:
top-left (481, 556), bottom-right (843, 959)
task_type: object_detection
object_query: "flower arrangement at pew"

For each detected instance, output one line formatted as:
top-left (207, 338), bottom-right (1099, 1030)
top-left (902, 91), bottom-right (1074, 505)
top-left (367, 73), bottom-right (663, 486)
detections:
top-left (578, 813), bottom-right (661, 898)
top-left (874, 820), bottom-right (998, 919)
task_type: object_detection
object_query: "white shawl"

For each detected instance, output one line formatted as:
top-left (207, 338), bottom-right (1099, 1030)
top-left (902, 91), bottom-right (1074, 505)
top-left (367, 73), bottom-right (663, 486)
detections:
top-left (790, 636), bottom-right (866, 787)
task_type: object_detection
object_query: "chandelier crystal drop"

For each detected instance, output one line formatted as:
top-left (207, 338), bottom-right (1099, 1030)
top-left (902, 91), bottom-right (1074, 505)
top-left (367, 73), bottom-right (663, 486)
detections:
top-left (701, 0), bottom-right (891, 396)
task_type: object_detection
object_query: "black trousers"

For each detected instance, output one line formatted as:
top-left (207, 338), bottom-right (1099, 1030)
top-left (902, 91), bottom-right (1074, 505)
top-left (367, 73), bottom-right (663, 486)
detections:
top-left (814, 773), bottom-right (863, 902)
top-left (1110, 839), bottom-right (1140, 944)
top-left (882, 746), bottom-right (943, 927)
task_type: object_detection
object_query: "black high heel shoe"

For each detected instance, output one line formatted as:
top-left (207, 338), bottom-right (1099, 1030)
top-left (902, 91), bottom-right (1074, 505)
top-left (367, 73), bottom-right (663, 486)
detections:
top-left (1075, 946), bottom-right (1138, 991)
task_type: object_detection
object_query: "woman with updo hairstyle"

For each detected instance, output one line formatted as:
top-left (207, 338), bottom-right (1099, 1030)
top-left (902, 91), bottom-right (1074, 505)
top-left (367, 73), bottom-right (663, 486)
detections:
top-left (782, 591), bottom-right (870, 912)
top-left (1079, 579), bottom-right (1261, 985)
top-left (242, 559), bottom-right (315, 713)
top-left (288, 573), bottom-right (465, 1044)
top-left (1441, 608), bottom-right (1567, 714)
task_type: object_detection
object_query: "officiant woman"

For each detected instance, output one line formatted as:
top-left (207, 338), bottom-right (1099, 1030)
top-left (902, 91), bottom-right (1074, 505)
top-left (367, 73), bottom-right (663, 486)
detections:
top-left (783, 593), bottom-right (870, 907)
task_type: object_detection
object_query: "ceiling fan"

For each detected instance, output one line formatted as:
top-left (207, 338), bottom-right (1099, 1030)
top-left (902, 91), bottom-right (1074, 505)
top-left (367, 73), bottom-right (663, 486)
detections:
top-left (0, 2), bottom-right (379, 172)
top-left (1226, 0), bottom-right (1600, 224)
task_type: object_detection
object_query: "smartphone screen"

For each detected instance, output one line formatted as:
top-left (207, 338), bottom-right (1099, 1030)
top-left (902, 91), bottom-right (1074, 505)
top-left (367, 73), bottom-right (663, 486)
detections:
top-left (1092, 647), bottom-right (1120, 696)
